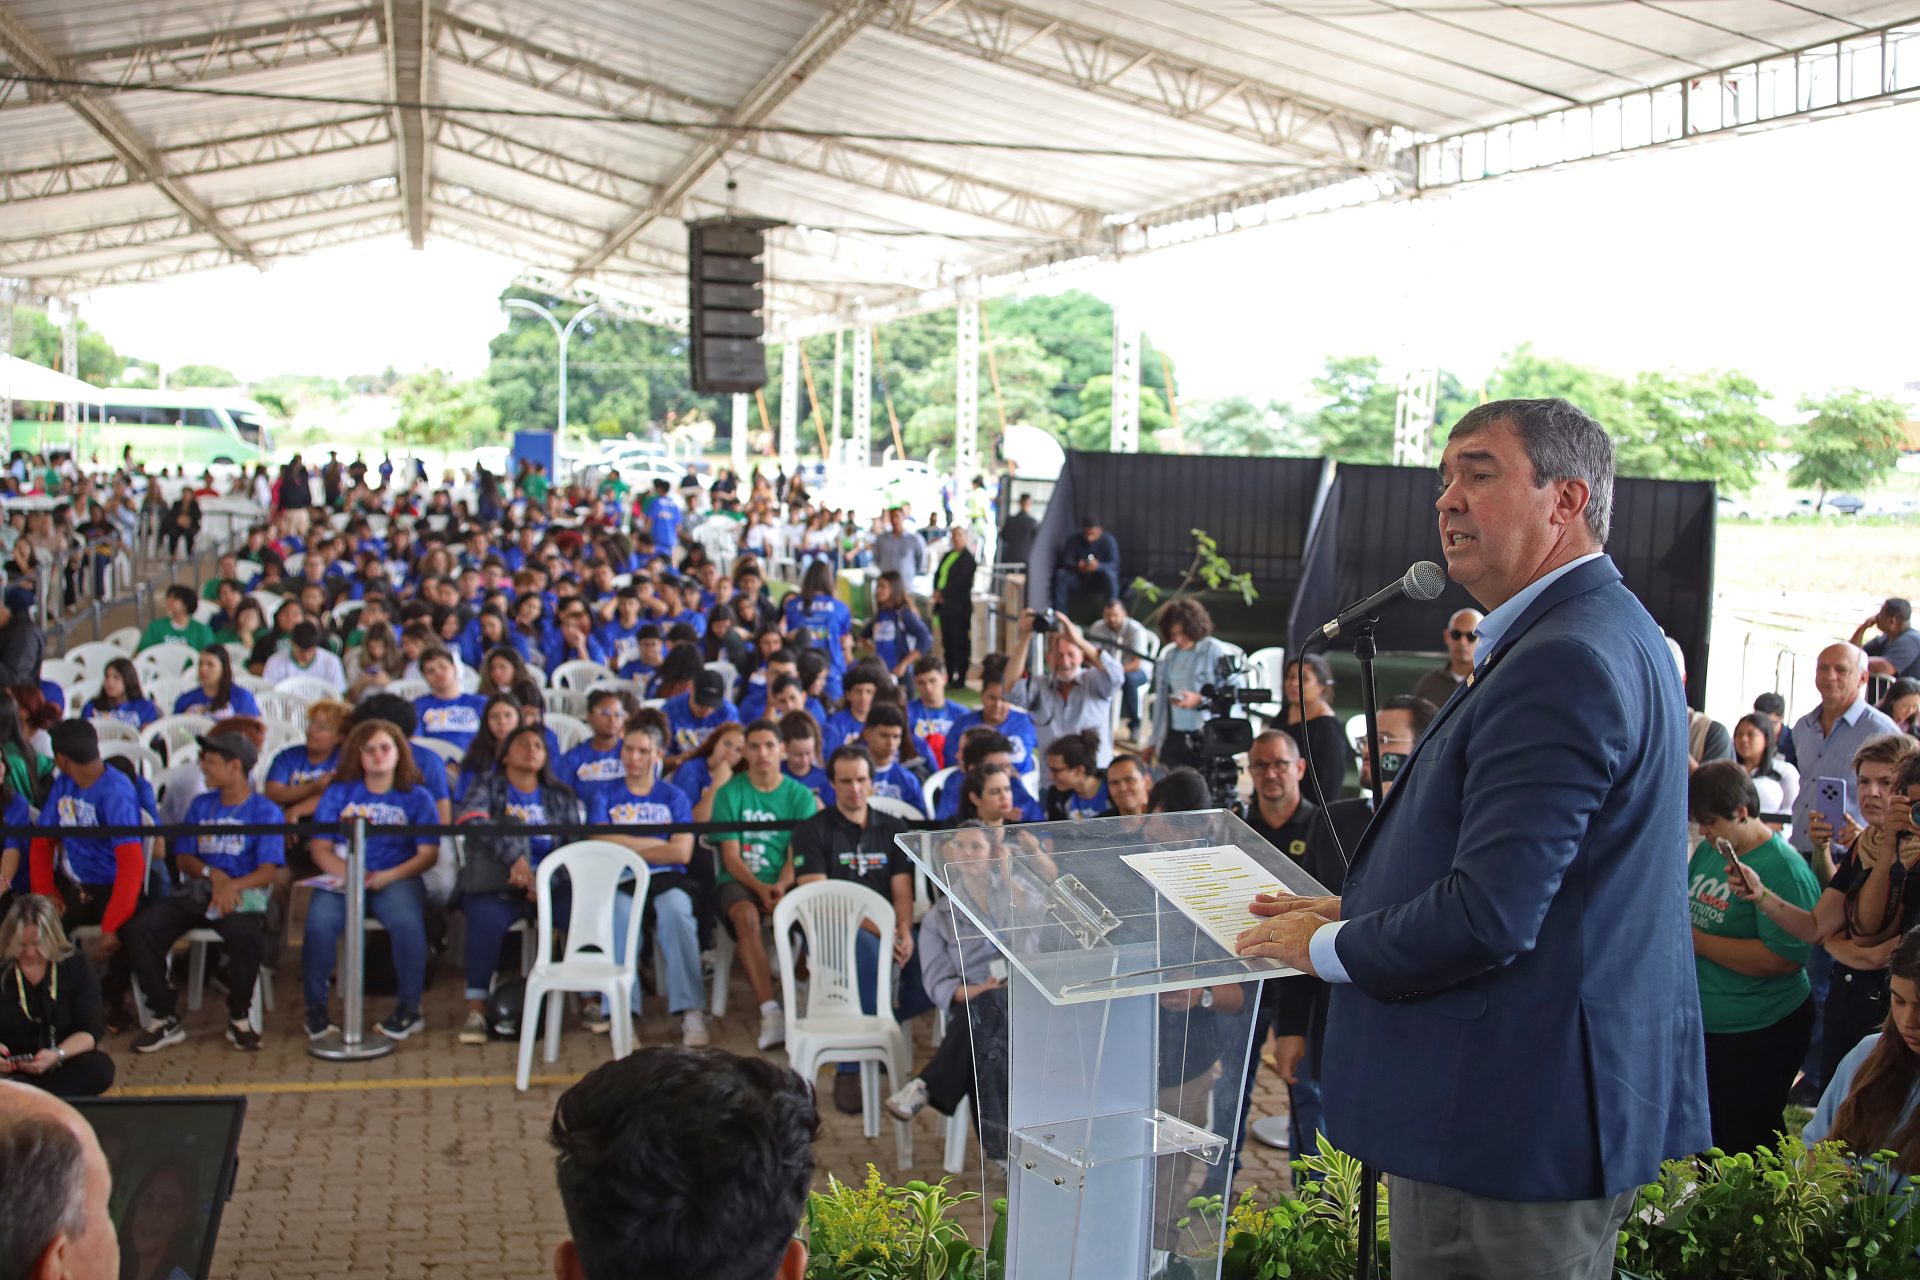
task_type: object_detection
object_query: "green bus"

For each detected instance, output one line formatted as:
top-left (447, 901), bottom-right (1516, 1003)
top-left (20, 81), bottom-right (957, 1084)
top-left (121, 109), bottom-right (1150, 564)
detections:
top-left (8, 388), bottom-right (274, 467)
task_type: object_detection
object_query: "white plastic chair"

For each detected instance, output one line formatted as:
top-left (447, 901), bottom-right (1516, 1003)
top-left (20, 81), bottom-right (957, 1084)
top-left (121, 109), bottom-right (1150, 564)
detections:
top-left (515, 840), bottom-right (651, 1091)
top-left (705, 659), bottom-right (739, 693)
top-left (135, 646), bottom-right (198, 685)
top-left (233, 672), bottom-right (272, 697)
top-left (62, 641), bottom-right (124, 677)
top-left (387, 677), bottom-right (429, 701)
top-left (552, 659), bottom-right (615, 691)
top-left (869, 794), bottom-right (925, 822)
top-left (274, 676), bottom-right (337, 704)
top-left (222, 642), bottom-right (251, 668)
top-left (921, 766), bottom-right (956, 820)
top-left (457, 665), bottom-right (481, 694)
top-left (91, 717), bottom-right (140, 744)
top-left (64, 680), bottom-right (99, 718)
top-left (129, 929), bottom-right (272, 1034)
top-left (141, 713), bottom-right (213, 761)
top-left (40, 657), bottom-right (81, 689)
top-left (146, 676), bottom-right (194, 712)
top-left (1344, 712), bottom-right (1369, 755)
top-left (584, 676), bottom-right (645, 700)
top-left (231, 559), bottom-right (262, 586)
top-left (543, 687), bottom-right (584, 718)
top-left (331, 600), bottom-right (364, 626)
top-left (284, 552), bottom-right (308, 573)
top-left (101, 739), bottom-right (163, 780)
top-left (192, 599), bottom-right (220, 624)
top-left (546, 713), bottom-right (590, 753)
top-left (255, 691), bottom-right (310, 728)
top-left (249, 590), bottom-right (283, 620)
top-left (773, 881), bottom-right (912, 1165)
top-left (409, 736), bottom-right (464, 766)
top-left (104, 626), bottom-right (139, 654)
top-left (518, 665), bottom-right (549, 689)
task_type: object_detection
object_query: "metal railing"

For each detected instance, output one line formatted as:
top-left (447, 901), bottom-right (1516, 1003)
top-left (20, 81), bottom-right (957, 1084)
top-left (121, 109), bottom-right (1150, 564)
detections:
top-left (30, 508), bottom-right (245, 655)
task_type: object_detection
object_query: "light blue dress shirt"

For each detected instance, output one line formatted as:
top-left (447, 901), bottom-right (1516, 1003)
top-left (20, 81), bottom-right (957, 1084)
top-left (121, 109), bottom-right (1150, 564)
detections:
top-left (1306, 553), bottom-right (1605, 984)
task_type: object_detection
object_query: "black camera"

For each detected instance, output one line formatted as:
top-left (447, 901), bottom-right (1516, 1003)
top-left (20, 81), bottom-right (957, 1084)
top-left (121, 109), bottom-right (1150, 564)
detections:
top-left (1192, 657), bottom-right (1264, 812)
top-left (1027, 608), bottom-right (1057, 635)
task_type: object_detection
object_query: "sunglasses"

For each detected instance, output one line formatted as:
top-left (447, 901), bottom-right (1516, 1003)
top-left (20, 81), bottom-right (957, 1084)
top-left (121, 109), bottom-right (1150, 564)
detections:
top-left (1448, 629), bottom-right (1477, 642)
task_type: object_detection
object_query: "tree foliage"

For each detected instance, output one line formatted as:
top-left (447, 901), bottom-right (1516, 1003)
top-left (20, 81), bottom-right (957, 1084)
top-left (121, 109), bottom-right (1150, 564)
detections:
top-left (8, 307), bottom-right (129, 388)
top-left (168, 363), bottom-right (241, 388)
top-left (392, 368), bottom-right (499, 449)
top-left (1789, 388), bottom-right (1910, 507)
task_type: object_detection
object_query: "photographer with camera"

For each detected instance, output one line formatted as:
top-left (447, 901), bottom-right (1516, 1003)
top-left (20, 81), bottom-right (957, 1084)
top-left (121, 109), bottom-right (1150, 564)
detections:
top-left (1145, 598), bottom-right (1245, 773)
top-left (1004, 606), bottom-right (1123, 768)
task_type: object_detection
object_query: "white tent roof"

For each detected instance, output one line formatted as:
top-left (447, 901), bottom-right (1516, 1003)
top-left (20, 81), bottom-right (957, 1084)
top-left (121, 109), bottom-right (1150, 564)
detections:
top-left (1, 1), bottom-right (1915, 326)
top-left (0, 352), bottom-right (101, 403)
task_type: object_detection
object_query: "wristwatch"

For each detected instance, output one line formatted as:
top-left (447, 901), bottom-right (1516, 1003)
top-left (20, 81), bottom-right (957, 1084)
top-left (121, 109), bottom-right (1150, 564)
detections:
top-left (1198, 988), bottom-right (1215, 1010)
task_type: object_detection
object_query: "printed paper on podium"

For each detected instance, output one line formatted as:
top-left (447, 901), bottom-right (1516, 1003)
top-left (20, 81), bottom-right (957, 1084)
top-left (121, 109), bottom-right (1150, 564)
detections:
top-left (1120, 844), bottom-right (1309, 975)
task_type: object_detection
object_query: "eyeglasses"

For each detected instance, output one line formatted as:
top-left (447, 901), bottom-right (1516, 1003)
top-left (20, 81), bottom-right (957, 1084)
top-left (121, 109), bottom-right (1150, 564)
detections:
top-left (1448, 629), bottom-right (1477, 642)
top-left (1248, 759), bottom-right (1299, 772)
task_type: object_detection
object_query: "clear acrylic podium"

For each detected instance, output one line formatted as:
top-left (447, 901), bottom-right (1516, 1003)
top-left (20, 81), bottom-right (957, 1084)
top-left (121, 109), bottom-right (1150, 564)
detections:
top-left (895, 811), bottom-right (1332, 1279)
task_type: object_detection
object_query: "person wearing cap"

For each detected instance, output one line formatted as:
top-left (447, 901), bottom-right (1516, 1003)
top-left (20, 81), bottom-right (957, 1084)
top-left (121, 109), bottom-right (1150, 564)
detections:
top-left (27, 722), bottom-right (145, 952)
top-left (262, 620), bottom-right (347, 693)
top-left (122, 733), bottom-right (284, 1054)
top-left (1049, 516), bottom-right (1121, 614)
top-left (662, 668), bottom-right (738, 768)
top-left (1852, 597), bottom-right (1920, 680)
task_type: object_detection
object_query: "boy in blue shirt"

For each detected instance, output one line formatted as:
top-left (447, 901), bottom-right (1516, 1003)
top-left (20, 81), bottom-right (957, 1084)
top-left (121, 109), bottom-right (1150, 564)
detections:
top-left (125, 732), bottom-right (285, 1053)
top-left (908, 657), bottom-right (965, 768)
top-left (412, 649), bottom-right (488, 750)
top-left (663, 668), bottom-right (738, 764)
top-left (29, 720), bottom-right (146, 947)
top-left (558, 690), bottom-right (628, 804)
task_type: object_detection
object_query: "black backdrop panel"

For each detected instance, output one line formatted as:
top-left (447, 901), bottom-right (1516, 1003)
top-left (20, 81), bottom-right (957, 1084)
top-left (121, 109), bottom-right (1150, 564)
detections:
top-left (1285, 462), bottom-right (1715, 707)
top-left (1023, 450), bottom-right (1327, 610)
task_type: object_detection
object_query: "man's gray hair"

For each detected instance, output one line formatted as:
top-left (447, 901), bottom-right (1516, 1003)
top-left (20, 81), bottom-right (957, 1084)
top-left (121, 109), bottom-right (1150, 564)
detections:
top-left (0, 1113), bottom-right (90, 1277)
top-left (1448, 398), bottom-right (1614, 545)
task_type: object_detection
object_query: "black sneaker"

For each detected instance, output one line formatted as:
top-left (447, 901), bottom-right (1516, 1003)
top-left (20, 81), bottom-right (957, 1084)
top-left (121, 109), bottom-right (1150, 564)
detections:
top-left (377, 1009), bottom-right (422, 1041)
top-left (305, 1008), bottom-right (338, 1041)
top-left (226, 1022), bottom-right (262, 1052)
top-left (132, 1017), bottom-right (186, 1054)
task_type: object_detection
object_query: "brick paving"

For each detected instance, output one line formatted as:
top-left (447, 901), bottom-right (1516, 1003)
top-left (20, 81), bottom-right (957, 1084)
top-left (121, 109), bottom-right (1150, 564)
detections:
top-left (107, 938), bottom-right (1301, 1279)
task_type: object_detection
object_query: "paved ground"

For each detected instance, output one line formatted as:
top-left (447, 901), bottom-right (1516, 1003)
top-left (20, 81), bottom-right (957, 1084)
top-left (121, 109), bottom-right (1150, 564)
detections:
top-left (106, 934), bottom-right (1302, 1279)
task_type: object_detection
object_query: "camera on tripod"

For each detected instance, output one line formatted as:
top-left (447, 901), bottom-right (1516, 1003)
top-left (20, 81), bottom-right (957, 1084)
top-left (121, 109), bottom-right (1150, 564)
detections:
top-left (1194, 656), bottom-right (1265, 811)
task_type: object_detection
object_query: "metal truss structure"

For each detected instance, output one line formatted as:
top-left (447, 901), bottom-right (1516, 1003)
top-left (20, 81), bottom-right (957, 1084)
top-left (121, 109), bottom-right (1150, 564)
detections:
top-left (0, 0), bottom-right (1909, 338)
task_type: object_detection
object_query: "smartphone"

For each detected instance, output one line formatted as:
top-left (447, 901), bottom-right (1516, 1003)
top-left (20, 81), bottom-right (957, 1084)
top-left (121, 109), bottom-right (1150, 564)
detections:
top-left (988, 959), bottom-right (1008, 982)
top-left (1813, 776), bottom-right (1851, 834)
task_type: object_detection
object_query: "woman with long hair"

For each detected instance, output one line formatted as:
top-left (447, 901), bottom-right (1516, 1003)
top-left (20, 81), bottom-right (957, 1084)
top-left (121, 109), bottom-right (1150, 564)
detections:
top-left (174, 646), bottom-right (261, 720)
top-left (302, 720), bottom-right (441, 1042)
top-left (345, 620), bottom-right (406, 701)
top-left (1281, 653), bottom-right (1350, 809)
top-left (466, 612), bottom-right (524, 672)
top-left (0, 894), bottom-right (114, 1096)
top-left (1733, 711), bottom-right (1800, 817)
top-left (781, 558), bottom-right (852, 700)
top-left (648, 644), bottom-right (703, 703)
top-left (117, 1160), bottom-right (199, 1280)
top-left (454, 695), bottom-right (525, 802)
top-left (670, 722), bottom-right (744, 821)
top-left (957, 762), bottom-right (1018, 825)
top-left (0, 690), bottom-right (52, 805)
top-left (1806, 928), bottom-right (1920, 1177)
top-left (476, 645), bottom-right (535, 701)
top-left (702, 604), bottom-right (751, 670)
top-left (85, 658), bottom-right (160, 730)
top-left (1043, 730), bottom-right (1109, 821)
top-left (1880, 678), bottom-right (1920, 735)
top-left (778, 709), bottom-right (832, 806)
top-left (453, 723), bottom-right (585, 1044)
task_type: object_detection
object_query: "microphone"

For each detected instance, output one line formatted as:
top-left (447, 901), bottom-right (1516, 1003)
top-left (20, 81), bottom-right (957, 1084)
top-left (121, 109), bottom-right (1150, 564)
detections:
top-left (1317, 561), bottom-right (1446, 641)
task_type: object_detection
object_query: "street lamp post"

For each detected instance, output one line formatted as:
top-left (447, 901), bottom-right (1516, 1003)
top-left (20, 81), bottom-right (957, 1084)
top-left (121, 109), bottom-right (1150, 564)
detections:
top-left (504, 298), bottom-right (601, 441)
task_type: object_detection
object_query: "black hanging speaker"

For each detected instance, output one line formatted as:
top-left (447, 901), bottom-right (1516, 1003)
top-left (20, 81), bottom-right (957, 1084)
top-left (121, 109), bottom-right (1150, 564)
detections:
top-left (688, 218), bottom-right (776, 394)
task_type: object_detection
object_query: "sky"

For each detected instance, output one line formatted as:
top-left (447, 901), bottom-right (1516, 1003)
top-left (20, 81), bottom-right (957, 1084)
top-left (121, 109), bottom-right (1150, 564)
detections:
top-left (79, 103), bottom-right (1920, 411)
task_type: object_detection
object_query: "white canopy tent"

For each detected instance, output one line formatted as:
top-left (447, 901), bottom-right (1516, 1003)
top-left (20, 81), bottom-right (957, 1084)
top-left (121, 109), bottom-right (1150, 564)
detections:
top-left (0, 352), bottom-right (100, 406)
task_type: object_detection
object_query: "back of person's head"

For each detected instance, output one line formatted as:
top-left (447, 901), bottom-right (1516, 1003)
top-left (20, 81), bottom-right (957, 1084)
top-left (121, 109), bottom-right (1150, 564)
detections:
top-left (959, 728), bottom-right (1013, 772)
top-left (1148, 766), bottom-right (1211, 813)
top-left (550, 1047), bottom-right (817, 1280)
top-left (0, 1083), bottom-right (103, 1280)
top-left (48, 718), bottom-right (99, 766)
top-left (354, 691), bottom-right (418, 737)
top-left (1752, 691), bottom-right (1786, 718)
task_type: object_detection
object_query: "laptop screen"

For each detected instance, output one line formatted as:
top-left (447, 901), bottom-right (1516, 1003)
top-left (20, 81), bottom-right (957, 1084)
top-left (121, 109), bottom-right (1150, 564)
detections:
top-left (68, 1097), bottom-right (247, 1280)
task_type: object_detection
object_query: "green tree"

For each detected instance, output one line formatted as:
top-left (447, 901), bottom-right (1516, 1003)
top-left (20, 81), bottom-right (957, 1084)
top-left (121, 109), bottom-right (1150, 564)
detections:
top-left (1181, 395), bottom-right (1313, 456)
top-left (1067, 373), bottom-right (1174, 452)
top-left (392, 369), bottom-right (499, 448)
top-left (1306, 355), bottom-right (1399, 461)
top-left (1620, 369), bottom-right (1778, 490)
top-left (8, 307), bottom-right (128, 387)
top-left (1789, 389), bottom-right (1911, 510)
top-left (900, 332), bottom-right (1066, 458)
top-left (169, 363), bottom-right (240, 388)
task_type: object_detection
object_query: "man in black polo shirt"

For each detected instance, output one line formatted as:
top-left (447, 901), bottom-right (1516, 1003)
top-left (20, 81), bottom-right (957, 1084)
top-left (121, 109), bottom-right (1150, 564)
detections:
top-left (793, 745), bottom-right (928, 1113)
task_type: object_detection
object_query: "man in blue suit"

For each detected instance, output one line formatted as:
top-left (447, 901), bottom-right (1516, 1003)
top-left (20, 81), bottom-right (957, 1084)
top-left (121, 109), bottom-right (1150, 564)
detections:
top-left (1238, 398), bottom-right (1708, 1278)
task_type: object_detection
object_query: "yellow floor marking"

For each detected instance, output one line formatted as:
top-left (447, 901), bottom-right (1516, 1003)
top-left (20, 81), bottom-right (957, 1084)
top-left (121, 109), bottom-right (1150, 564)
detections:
top-left (111, 1072), bottom-right (580, 1098)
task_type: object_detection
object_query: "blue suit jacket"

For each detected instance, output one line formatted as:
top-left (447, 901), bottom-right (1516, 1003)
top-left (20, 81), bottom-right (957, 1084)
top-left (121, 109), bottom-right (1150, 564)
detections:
top-left (1322, 555), bottom-right (1709, 1201)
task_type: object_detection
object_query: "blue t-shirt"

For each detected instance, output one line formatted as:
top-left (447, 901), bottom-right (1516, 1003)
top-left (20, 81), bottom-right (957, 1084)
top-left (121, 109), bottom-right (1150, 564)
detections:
top-left (739, 688), bottom-right (827, 729)
top-left (596, 621), bottom-right (644, 674)
top-left (543, 631), bottom-right (611, 675)
top-left (3, 791), bottom-right (31, 894)
top-left (645, 495), bottom-right (683, 552)
top-left (783, 763), bottom-right (834, 808)
top-left (667, 756), bottom-right (719, 805)
top-left (663, 692), bottom-right (738, 755)
top-left (934, 772), bottom-right (1045, 823)
top-left (39, 680), bottom-right (64, 716)
top-left (173, 685), bottom-right (262, 720)
top-left (503, 784), bottom-right (556, 863)
top-left (867, 607), bottom-right (931, 674)
top-left (558, 741), bottom-right (625, 803)
top-left (1065, 782), bottom-right (1111, 820)
top-left (908, 699), bottom-right (965, 768)
top-left (86, 698), bottom-right (160, 731)
top-left (951, 707), bottom-right (1039, 773)
top-left (871, 760), bottom-right (923, 813)
top-left (823, 708), bottom-right (867, 750)
top-left (177, 791), bottom-right (286, 878)
top-left (783, 594), bottom-right (852, 683)
top-left (313, 781), bottom-right (440, 872)
top-left (41, 768), bottom-right (142, 884)
top-left (267, 745), bottom-right (339, 790)
top-left (414, 693), bottom-right (489, 749)
top-left (414, 748), bottom-right (450, 806)
top-left (589, 781), bottom-right (693, 872)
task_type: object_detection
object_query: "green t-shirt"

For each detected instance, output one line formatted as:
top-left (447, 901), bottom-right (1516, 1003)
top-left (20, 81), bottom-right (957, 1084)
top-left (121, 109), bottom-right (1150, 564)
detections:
top-left (1688, 833), bottom-right (1818, 1034)
top-left (138, 617), bottom-right (214, 653)
top-left (710, 773), bottom-right (817, 886)
top-left (523, 474), bottom-right (550, 503)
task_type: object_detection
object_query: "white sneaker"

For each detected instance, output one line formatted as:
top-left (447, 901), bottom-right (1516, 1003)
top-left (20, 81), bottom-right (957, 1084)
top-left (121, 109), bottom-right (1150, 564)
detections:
top-left (682, 1011), bottom-right (711, 1048)
top-left (757, 1002), bottom-right (785, 1051)
top-left (886, 1077), bottom-right (929, 1122)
